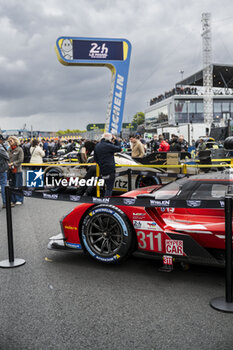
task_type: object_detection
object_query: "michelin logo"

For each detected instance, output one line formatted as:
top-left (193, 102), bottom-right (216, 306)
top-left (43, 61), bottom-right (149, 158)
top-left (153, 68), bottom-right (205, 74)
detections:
top-left (111, 74), bottom-right (124, 134)
top-left (26, 168), bottom-right (44, 187)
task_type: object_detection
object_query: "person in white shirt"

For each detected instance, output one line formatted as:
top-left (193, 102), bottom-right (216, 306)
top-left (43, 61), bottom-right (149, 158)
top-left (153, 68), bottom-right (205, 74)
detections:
top-left (30, 139), bottom-right (45, 164)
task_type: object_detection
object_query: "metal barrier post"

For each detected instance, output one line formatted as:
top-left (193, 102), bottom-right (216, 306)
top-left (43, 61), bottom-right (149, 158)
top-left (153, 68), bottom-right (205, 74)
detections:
top-left (210, 195), bottom-right (233, 312)
top-left (127, 169), bottom-right (132, 191)
top-left (0, 186), bottom-right (26, 268)
top-left (182, 164), bottom-right (187, 174)
top-left (96, 164), bottom-right (100, 197)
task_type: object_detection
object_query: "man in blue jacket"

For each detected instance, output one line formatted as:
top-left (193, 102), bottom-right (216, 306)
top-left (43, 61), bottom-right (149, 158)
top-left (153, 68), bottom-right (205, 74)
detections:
top-left (94, 133), bottom-right (121, 196)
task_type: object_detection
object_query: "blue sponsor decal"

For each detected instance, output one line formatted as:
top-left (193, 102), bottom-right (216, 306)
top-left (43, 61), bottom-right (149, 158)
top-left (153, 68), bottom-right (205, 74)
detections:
top-left (66, 242), bottom-right (82, 249)
top-left (26, 168), bottom-right (44, 187)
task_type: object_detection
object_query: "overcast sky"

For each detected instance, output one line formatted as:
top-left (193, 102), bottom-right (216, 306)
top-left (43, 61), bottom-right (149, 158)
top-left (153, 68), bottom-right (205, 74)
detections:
top-left (0, 0), bottom-right (233, 132)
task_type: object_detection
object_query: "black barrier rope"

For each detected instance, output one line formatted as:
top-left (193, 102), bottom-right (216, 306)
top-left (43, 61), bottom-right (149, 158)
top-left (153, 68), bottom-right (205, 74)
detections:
top-left (0, 186), bottom-right (26, 268)
top-left (8, 186), bottom-right (225, 209)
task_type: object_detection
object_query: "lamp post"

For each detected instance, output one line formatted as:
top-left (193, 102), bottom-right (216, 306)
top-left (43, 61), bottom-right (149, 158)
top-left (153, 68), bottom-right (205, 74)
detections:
top-left (179, 70), bottom-right (184, 82)
top-left (227, 114), bottom-right (232, 137)
top-left (186, 100), bottom-right (190, 145)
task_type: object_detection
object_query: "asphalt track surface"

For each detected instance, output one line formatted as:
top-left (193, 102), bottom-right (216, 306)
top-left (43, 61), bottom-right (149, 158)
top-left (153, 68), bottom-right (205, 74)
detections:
top-left (0, 198), bottom-right (233, 350)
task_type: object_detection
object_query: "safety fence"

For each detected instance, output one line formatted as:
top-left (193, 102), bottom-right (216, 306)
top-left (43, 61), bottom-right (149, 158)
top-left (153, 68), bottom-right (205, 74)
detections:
top-left (21, 160), bottom-right (233, 198)
top-left (22, 159), bottom-right (233, 170)
top-left (0, 184), bottom-right (233, 313)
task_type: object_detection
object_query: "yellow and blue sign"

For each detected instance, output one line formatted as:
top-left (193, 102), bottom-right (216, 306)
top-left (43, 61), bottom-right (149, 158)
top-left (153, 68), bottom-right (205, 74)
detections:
top-left (55, 37), bottom-right (131, 134)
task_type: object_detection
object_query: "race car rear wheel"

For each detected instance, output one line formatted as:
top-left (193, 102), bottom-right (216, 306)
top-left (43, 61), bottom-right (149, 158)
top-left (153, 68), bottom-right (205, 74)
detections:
top-left (135, 175), bottom-right (161, 188)
top-left (81, 205), bottom-right (134, 264)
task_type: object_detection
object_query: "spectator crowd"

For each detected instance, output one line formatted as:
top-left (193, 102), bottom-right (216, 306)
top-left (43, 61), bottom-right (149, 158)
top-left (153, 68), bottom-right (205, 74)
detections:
top-left (150, 87), bottom-right (198, 106)
top-left (0, 131), bottom-right (222, 207)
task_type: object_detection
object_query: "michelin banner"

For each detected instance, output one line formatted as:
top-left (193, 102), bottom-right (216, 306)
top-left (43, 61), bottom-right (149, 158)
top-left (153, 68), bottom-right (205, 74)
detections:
top-left (55, 36), bottom-right (131, 134)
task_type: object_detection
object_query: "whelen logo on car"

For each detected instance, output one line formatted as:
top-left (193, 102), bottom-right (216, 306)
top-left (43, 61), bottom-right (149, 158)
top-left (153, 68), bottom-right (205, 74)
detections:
top-left (150, 200), bottom-right (170, 207)
top-left (93, 197), bottom-right (110, 204)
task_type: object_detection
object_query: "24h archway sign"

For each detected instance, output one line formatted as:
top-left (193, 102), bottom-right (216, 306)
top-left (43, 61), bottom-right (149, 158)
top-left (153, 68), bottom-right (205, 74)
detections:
top-left (55, 37), bottom-right (132, 134)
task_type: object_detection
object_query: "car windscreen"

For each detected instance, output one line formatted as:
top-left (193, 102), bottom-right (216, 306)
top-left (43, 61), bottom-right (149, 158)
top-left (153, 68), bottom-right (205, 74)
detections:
top-left (151, 179), bottom-right (186, 199)
top-left (190, 183), bottom-right (228, 200)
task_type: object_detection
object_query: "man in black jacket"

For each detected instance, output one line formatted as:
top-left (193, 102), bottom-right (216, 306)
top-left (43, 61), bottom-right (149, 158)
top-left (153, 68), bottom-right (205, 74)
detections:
top-left (169, 135), bottom-right (181, 151)
top-left (150, 134), bottom-right (160, 152)
top-left (94, 133), bottom-right (121, 196)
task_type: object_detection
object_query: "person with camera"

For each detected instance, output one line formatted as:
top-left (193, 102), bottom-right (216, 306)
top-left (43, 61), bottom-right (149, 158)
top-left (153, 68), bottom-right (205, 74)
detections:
top-left (94, 133), bottom-right (121, 196)
top-left (8, 136), bottom-right (24, 205)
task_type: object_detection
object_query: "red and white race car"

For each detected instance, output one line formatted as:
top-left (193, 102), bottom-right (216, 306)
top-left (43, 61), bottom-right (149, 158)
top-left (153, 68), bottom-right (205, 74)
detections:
top-left (48, 171), bottom-right (232, 267)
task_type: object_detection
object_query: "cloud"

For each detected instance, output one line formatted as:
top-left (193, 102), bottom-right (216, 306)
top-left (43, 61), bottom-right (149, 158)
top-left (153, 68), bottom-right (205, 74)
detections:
top-left (0, 0), bottom-right (233, 132)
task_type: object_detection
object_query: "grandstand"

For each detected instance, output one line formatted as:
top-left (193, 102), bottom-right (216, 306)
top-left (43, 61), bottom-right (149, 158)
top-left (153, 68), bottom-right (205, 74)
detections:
top-left (145, 64), bottom-right (233, 141)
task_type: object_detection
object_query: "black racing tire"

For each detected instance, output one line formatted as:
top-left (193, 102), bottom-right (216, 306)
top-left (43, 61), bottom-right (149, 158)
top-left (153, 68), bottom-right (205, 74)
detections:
top-left (81, 205), bottom-right (135, 264)
top-left (135, 175), bottom-right (161, 188)
top-left (44, 167), bottom-right (65, 193)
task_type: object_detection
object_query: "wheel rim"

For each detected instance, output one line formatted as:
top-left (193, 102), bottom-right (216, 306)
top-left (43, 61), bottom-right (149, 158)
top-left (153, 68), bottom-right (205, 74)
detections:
top-left (86, 213), bottom-right (124, 256)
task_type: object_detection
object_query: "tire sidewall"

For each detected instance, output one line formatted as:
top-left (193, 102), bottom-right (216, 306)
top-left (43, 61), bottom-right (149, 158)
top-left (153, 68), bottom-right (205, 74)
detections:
top-left (81, 205), bottom-right (133, 263)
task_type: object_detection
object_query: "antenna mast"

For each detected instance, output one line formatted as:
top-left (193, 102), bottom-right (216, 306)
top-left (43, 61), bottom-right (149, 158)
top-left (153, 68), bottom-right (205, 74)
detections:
top-left (201, 13), bottom-right (213, 130)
